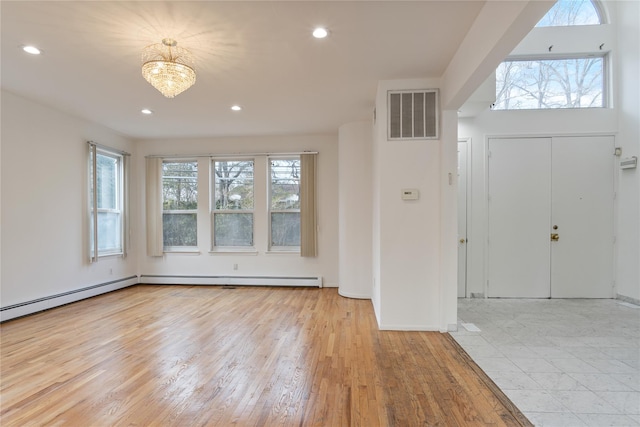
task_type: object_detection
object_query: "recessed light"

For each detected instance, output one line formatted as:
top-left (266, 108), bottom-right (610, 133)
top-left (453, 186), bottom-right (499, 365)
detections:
top-left (312, 27), bottom-right (328, 39)
top-left (141, 108), bottom-right (153, 115)
top-left (22, 45), bottom-right (42, 55)
top-left (231, 105), bottom-right (242, 111)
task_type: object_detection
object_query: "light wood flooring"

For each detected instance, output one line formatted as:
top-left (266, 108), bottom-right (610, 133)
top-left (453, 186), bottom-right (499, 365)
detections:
top-left (1, 285), bottom-right (531, 426)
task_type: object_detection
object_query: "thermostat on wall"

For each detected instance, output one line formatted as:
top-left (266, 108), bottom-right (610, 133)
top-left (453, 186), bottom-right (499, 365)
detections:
top-left (401, 188), bottom-right (419, 200)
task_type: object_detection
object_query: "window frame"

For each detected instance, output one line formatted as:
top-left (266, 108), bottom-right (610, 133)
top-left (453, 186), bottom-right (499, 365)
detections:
top-left (162, 159), bottom-right (199, 251)
top-left (89, 144), bottom-right (126, 261)
top-left (211, 158), bottom-right (256, 252)
top-left (268, 156), bottom-right (301, 252)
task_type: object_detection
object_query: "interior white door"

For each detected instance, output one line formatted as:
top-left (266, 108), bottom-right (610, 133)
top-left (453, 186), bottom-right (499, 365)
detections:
top-left (488, 138), bottom-right (552, 298)
top-left (551, 136), bottom-right (614, 298)
top-left (457, 141), bottom-right (468, 298)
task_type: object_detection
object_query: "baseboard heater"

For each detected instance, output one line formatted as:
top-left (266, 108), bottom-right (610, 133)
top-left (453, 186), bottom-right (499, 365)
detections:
top-left (0, 275), bottom-right (138, 322)
top-left (139, 275), bottom-right (323, 288)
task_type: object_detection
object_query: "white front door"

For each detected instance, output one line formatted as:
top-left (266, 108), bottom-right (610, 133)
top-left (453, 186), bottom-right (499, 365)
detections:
top-left (488, 138), bottom-right (552, 297)
top-left (487, 136), bottom-right (614, 298)
top-left (458, 141), bottom-right (468, 298)
top-left (551, 136), bottom-right (614, 298)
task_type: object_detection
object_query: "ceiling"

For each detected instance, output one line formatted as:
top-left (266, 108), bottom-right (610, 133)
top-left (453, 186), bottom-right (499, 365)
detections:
top-left (1, 1), bottom-right (487, 139)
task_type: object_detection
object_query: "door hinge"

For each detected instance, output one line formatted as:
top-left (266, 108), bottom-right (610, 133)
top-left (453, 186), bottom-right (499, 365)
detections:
top-left (613, 236), bottom-right (617, 244)
top-left (488, 151), bottom-right (492, 158)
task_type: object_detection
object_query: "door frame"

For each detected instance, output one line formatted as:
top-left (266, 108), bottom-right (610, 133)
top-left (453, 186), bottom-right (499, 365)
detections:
top-left (458, 138), bottom-right (471, 298)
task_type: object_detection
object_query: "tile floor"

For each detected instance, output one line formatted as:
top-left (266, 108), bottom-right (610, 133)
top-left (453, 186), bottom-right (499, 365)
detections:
top-left (451, 298), bottom-right (640, 427)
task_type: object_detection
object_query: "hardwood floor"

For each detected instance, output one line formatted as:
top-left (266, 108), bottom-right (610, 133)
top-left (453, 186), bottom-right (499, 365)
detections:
top-left (1, 286), bottom-right (531, 426)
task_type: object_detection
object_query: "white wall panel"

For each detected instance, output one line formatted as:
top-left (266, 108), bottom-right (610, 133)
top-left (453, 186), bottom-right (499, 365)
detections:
top-left (1, 91), bottom-right (138, 309)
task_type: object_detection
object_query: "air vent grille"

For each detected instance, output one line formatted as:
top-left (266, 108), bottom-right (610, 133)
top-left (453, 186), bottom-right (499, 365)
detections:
top-left (388, 89), bottom-right (438, 140)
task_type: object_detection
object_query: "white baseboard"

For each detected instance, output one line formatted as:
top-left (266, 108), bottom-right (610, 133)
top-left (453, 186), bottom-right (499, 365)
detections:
top-left (1, 276), bottom-right (139, 322)
top-left (377, 323), bottom-right (442, 331)
top-left (617, 294), bottom-right (640, 306)
top-left (139, 275), bottom-right (323, 288)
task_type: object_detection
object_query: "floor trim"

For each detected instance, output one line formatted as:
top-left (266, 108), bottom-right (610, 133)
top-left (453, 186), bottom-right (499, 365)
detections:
top-left (444, 333), bottom-right (533, 427)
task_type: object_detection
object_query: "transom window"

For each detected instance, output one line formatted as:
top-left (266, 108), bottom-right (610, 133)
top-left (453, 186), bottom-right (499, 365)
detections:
top-left (212, 160), bottom-right (254, 248)
top-left (494, 56), bottom-right (605, 110)
top-left (536, 0), bottom-right (602, 27)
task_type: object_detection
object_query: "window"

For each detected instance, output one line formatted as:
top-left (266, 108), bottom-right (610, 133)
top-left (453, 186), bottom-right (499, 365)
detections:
top-left (493, 0), bottom-right (607, 111)
top-left (270, 158), bottom-right (300, 250)
top-left (536, 0), bottom-right (602, 27)
top-left (89, 144), bottom-right (126, 260)
top-left (162, 161), bottom-right (198, 249)
top-left (494, 56), bottom-right (605, 110)
top-left (212, 160), bottom-right (254, 248)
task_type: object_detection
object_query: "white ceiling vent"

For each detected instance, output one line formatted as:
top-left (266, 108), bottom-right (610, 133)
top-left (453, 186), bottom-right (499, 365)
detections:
top-left (388, 89), bottom-right (438, 140)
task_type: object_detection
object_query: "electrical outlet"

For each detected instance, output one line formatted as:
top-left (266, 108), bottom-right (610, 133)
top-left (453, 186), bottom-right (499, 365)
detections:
top-left (233, 263), bottom-right (238, 271)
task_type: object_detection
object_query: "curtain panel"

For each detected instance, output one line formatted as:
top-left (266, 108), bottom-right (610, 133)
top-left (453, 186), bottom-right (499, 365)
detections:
top-left (300, 153), bottom-right (317, 257)
top-left (146, 157), bottom-right (164, 256)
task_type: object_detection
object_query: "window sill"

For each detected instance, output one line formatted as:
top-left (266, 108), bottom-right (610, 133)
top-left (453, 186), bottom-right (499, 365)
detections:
top-left (164, 249), bottom-right (201, 255)
top-left (266, 250), bottom-right (300, 255)
top-left (96, 252), bottom-right (124, 259)
top-left (209, 249), bottom-right (259, 255)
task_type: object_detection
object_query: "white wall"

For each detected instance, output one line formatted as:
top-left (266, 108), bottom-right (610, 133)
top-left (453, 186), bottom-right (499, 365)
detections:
top-left (134, 134), bottom-right (339, 286)
top-left (373, 78), bottom-right (452, 330)
top-left (615, 0), bottom-right (640, 301)
top-left (1, 90), bottom-right (138, 314)
top-left (458, 0), bottom-right (640, 301)
top-left (338, 121), bottom-right (373, 299)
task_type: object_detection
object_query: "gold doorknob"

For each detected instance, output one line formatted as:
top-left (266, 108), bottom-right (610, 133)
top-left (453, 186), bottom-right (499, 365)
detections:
top-left (459, 238), bottom-right (466, 244)
top-left (551, 233), bottom-right (559, 241)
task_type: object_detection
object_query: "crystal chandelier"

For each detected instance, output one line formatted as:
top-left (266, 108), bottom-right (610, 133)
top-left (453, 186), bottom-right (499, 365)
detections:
top-left (141, 38), bottom-right (196, 98)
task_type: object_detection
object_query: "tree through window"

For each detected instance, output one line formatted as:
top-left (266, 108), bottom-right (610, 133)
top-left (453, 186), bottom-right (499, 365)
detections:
top-left (536, 0), bottom-right (601, 27)
top-left (90, 149), bottom-right (124, 257)
top-left (162, 161), bottom-right (198, 248)
top-left (212, 160), bottom-right (254, 248)
top-left (270, 158), bottom-right (301, 249)
top-left (494, 57), bottom-right (604, 110)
